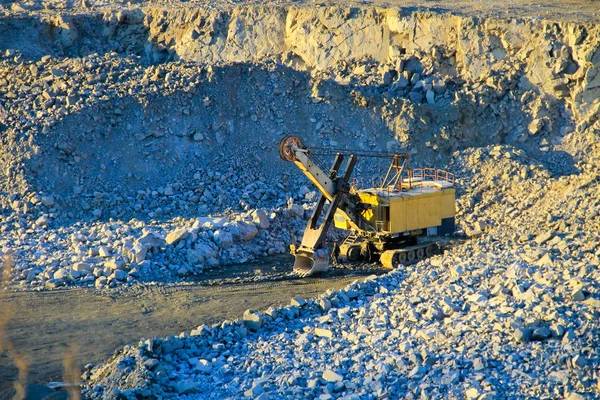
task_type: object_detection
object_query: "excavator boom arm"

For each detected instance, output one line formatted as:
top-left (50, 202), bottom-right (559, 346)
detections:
top-left (278, 136), bottom-right (374, 276)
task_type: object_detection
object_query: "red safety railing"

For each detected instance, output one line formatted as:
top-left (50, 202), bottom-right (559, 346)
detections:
top-left (411, 168), bottom-right (455, 184)
top-left (351, 168), bottom-right (455, 197)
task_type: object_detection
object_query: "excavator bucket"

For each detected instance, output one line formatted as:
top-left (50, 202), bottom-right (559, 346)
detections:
top-left (293, 249), bottom-right (330, 277)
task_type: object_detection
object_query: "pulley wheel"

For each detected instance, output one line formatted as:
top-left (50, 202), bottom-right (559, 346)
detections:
top-left (278, 136), bottom-right (303, 161)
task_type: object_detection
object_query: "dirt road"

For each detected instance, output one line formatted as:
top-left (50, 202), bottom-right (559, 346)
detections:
top-left (0, 257), bottom-right (373, 399)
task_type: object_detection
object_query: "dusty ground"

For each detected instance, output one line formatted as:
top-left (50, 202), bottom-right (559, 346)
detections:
top-left (0, 264), bottom-right (366, 398)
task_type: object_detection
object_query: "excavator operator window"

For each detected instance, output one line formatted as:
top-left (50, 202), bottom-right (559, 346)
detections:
top-left (381, 206), bottom-right (390, 231)
top-left (383, 206), bottom-right (390, 222)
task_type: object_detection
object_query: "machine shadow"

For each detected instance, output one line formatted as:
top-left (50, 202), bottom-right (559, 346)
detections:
top-left (21, 58), bottom-right (579, 230)
top-left (23, 62), bottom-right (398, 226)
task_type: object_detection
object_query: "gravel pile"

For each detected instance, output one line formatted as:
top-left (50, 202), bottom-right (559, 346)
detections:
top-left (1, 206), bottom-right (310, 290)
top-left (1, 2), bottom-right (599, 397)
top-left (83, 154), bottom-right (600, 399)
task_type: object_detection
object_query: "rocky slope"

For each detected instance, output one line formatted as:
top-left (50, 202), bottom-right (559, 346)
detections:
top-left (1, 3), bottom-right (599, 290)
top-left (0, 0), bottom-right (599, 398)
top-left (83, 156), bottom-right (600, 399)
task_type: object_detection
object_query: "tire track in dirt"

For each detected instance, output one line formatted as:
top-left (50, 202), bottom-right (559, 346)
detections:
top-left (0, 272), bottom-right (369, 398)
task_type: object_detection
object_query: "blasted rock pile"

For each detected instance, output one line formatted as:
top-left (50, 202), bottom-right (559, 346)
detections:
top-left (0, 1), bottom-right (599, 398)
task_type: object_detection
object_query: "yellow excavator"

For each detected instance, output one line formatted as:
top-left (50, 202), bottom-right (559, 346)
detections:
top-left (279, 136), bottom-right (456, 277)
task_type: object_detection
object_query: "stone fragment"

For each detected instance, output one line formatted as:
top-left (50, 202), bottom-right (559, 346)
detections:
top-left (166, 228), bottom-right (189, 245)
top-left (408, 92), bottom-right (423, 103)
top-left (175, 380), bottom-right (198, 395)
top-left (243, 309), bottom-right (263, 331)
top-left (322, 369), bottom-right (343, 382)
top-left (35, 215), bottom-right (48, 227)
top-left (287, 203), bottom-right (304, 219)
top-left (213, 230), bottom-right (233, 249)
top-left (528, 118), bottom-right (544, 135)
top-left (514, 327), bottom-right (532, 343)
top-left (66, 94), bottom-right (79, 106)
top-left (433, 80), bottom-right (446, 94)
top-left (583, 297), bottom-right (600, 308)
top-left (426, 306), bottom-right (444, 320)
top-left (315, 328), bottom-right (333, 339)
top-left (534, 231), bottom-right (553, 245)
top-left (572, 354), bottom-right (588, 369)
top-left (382, 70), bottom-right (392, 86)
top-left (472, 358), bottom-right (485, 371)
top-left (46, 278), bottom-right (64, 288)
top-left (105, 257), bottom-right (127, 270)
top-left (137, 232), bottom-right (167, 249)
top-left (291, 297), bottom-right (306, 307)
top-left (467, 293), bottom-right (487, 303)
top-left (143, 358), bottom-right (159, 370)
top-left (536, 253), bottom-right (554, 266)
top-left (562, 329), bottom-right (578, 343)
top-left (233, 221), bottom-right (258, 241)
top-left (95, 276), bottom-right (107, 288)
top-left (408, 365), bottom-right (427, 378)
top-left (196, 359), bottom-right (212, 373)
top-left (124, 243), bottom-right (147, 264)
top-left (318, 298), bottom-right (331, 312)
top-left (72, 262), bottom-right (92, 274)
top-left (307, 379), bottom-right (319, 389)
top-left (246, 384), bottom-right (264, 397)
top-left (465, 387), bottom-right (483, 399)
top-left (532, 327), bottom-right (551, 341)
top-left (53, 268), bottom-right (69, 280)
top-left (426, 89), bottom-right (435, 104)
top-left (41, 196), bottom-right (55, 207)
top-left (572, 289), bottom-right (585, 301)
top-left (113, 269), bottom-right (126, 281)
top-left (252, 209), bottom-right (270, 229)
top-left (98, 246), bottom-right (110, 257)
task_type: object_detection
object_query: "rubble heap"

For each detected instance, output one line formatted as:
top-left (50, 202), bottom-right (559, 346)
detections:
top-left (84, 157), bottom-right (600, 398)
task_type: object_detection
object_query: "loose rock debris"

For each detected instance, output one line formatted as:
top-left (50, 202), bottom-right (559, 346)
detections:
top-left (0, 0), bottom-right (599, 398)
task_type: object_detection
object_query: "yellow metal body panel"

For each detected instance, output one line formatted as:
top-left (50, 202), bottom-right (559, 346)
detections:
top-left (357, 192), bottom-right (379, 225)
top-left (335, 187), bottom-right (455, 234)
top-left (440, 189), bottom-right (455, 219)
top-left (389, 189), bottom-right (455, 232)
top-left (358, 192), bottom-right (380, 206)
top-left (334, 212), bottom-right (350, 229)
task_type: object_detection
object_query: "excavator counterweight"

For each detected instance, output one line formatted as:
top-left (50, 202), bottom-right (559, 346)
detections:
top-left (279, 136), bottom-right (456, 276)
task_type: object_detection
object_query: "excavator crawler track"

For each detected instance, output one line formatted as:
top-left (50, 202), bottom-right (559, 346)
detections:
top-left (380, 243), bottom-right (438, 269)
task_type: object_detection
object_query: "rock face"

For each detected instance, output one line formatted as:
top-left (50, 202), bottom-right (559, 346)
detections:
top-left (16, 6), bottom-right (595, 121)
top-left (0, 7), bottom-right (598, 297)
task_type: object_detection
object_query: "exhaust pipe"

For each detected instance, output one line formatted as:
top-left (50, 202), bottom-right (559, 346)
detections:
top-left (292, 249), bottom-right (330, 277)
